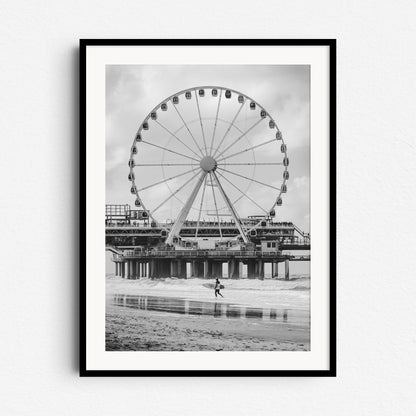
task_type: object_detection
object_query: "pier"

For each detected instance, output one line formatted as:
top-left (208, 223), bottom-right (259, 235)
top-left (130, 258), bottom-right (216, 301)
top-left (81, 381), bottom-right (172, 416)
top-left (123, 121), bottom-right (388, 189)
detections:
top-left (106, 208), bottom-right (310, 280)
top-left (111, 249), bottom-right (309, 280)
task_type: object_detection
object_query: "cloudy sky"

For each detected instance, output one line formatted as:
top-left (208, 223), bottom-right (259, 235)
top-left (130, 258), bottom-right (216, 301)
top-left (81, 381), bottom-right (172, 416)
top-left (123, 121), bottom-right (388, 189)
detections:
top-left (106, 65), bottom-right (310, 233)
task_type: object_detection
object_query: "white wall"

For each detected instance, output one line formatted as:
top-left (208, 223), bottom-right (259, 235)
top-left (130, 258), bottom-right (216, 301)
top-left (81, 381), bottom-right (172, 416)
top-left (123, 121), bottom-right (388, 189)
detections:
top-left (1, 1), bottom-right (415, 414)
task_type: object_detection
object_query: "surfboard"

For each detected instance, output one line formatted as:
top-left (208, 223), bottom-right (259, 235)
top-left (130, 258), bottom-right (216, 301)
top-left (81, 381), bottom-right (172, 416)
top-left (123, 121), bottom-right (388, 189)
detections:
top-left (202, 283), bottom-right (225, 289)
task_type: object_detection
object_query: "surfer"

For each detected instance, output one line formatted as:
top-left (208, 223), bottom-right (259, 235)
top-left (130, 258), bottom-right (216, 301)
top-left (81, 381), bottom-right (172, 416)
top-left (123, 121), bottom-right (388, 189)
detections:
top-left (214, 278), bottom-right (224, 298)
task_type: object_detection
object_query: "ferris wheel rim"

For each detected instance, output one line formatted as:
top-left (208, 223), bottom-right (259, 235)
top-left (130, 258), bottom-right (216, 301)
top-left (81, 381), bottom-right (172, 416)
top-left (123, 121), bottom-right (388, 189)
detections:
top-left (128, 85), bottom-right (289, 236)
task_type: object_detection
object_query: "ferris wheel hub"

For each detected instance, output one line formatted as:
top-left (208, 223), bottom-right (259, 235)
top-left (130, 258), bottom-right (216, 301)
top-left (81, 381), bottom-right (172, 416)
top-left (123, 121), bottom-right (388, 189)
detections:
top-left (200, 155), bottom-right (217, 172)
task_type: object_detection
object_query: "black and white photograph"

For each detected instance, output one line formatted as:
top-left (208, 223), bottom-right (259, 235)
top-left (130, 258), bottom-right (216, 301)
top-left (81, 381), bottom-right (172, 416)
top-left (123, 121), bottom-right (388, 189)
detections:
top-left (105, 65), bottom-right (311, 352)
top-left (81, 40), bottom-right (335, 375)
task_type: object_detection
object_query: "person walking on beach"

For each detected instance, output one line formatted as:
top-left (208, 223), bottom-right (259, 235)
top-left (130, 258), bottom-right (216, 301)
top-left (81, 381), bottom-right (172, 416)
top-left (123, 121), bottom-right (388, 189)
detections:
top-left (214, 278), bottom-right (223, 298)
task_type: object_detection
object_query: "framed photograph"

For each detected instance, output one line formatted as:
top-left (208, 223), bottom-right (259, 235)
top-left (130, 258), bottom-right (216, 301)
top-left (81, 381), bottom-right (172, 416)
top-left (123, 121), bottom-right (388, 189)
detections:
top-left (80, 39), bottom-right (336, 376)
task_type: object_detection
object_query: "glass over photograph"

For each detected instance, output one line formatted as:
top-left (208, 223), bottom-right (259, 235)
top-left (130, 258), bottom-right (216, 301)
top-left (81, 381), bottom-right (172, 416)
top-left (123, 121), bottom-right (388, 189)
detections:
top-left (105, 65), bottom-right (310, 352)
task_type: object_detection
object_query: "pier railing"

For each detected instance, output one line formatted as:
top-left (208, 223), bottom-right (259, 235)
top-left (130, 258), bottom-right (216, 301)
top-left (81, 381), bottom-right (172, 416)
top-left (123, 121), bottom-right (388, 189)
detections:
top-left (106, 221), bottom-right (297, 229)
top-left (121, 250), bottom-right (274, 258)
top-left (116, 250), bottom-right (309, 260)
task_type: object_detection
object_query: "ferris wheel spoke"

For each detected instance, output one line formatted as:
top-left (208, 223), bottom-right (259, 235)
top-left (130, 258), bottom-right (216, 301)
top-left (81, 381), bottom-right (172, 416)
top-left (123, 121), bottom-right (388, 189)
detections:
top-left (135, 163), bottom-right (198, 167)
top-left (212, 100), bottom-right (246, 158)
top-left (217, 138), bottom-right (278, 162)
top-left (154, 120), bottom-right (203, 159)
top-left (137, 167), bottom-right (198, 192)
top-left (195, 91), bottom-right (208, 154)
top-left (217, 166), bottom-right (281, 192)
top-left (211, 171), bottom-right (248, 242)
top-left (216, 170), bottom-right (269, 215)
top-left (141, 140), bottom-right (200, 162)
top-left (219, 162), bottom-right (283, 166)
top-left (208, 89), bottom-right (222, 156)
top-left (195, 175), bottom-right (208, 238)
top-left (170, 100), bottom-right (205, 157)
top-left (209, 172), bottom-right (223, 240)
top-left (215, 118), bottom-right (264, 159)
top-left (151, 170), bottom-right (201, 214)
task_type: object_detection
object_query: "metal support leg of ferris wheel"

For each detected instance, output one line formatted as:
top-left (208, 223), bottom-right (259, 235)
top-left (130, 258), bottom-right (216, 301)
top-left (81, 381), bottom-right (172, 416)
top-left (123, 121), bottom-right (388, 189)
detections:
top-left (165, 171), bottom-right (207, 245)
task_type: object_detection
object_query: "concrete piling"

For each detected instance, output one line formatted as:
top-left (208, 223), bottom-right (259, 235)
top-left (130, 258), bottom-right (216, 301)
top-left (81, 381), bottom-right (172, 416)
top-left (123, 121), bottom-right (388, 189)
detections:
top-left (247, 260), bottom-right (256, 278)
top-left (285, 259), bottom-right (290, 280)
top-left (256, 260), bottom-right (264, 279)
top-left (204, 260), bottom-right (213, 278)
top-left (228, 259), bottom-right (240, 279)
top-left (273, 261), bottom-right (279, 278)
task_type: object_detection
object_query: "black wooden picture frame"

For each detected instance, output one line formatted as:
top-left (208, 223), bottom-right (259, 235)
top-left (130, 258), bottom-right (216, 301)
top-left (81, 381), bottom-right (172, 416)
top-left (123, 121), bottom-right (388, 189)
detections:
top-left (80, 39), bottom-right (336, 377)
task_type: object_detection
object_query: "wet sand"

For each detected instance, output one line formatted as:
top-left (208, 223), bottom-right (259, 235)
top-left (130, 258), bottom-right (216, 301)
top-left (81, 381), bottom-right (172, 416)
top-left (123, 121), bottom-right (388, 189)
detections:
top-left (106, 301), bottom-right (309, 351)
top-left (105, 277), bottom-right (310, 351)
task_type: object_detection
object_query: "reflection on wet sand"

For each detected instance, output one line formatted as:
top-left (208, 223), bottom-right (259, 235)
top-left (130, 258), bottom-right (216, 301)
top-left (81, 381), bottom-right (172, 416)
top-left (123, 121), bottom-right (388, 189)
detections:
top-left (112, 294), bottom-right (290, 322)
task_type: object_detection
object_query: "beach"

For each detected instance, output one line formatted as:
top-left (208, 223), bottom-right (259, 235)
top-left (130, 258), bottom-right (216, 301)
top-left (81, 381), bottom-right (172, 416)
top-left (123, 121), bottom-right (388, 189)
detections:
top-left (106, 275), bottom-right (310, 351)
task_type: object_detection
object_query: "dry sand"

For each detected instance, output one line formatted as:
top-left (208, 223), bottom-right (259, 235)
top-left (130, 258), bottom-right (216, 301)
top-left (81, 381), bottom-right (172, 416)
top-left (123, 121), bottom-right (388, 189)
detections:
top-left (106, 276), bottom-right (310, 351)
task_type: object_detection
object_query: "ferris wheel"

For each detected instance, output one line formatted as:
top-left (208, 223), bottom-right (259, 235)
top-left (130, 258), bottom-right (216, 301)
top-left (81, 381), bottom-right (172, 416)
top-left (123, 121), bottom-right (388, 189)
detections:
top-left (128, 86), bottom-right (289, 244)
